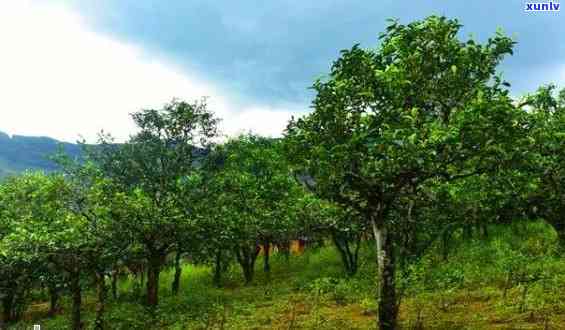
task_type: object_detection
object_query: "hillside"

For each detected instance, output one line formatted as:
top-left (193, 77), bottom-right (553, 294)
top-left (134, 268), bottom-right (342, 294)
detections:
top-left (0, 131), bottom-right (81, 177)
top-left (14, 221), bottom-right (565, 329)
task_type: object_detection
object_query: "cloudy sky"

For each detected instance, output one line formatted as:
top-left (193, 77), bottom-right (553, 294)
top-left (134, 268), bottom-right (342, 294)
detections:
top-left (0, 0), bottom-right (563, 142)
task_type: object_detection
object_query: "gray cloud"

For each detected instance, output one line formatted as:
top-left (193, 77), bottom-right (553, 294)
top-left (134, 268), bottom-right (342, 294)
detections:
top-left (65, 0), bottom-right (565, 107)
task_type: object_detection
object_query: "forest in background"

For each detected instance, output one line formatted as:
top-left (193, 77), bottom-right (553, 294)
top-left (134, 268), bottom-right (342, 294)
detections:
top-left (2, 16), bottom-right (565, 329)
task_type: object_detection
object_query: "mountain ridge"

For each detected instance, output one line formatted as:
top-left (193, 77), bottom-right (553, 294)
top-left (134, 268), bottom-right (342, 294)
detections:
top-left (0, 131), bottom-right (82, 177)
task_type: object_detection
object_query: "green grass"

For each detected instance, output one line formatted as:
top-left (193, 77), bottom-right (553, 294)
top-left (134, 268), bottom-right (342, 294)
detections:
top-left (12, 220), bottom-right (565, 329)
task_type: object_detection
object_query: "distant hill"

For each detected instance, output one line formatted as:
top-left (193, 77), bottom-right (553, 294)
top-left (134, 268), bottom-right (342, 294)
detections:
top-left (0, 131), bottom-right (211, 178)
top-left (0, 131), bottom-right (82, 177)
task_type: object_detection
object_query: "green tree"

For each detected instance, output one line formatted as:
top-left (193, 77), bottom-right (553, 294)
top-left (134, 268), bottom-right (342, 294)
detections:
top-left (0, 173), bottom-right (84, 329)
top-left (88, 98), bottom-right (219, 306)
top-left (0, 175), bottom-right (41, 325)
top-left (56, 157), bottom-right (131, 330)
top-left (294, 195), bottom-right (365, 276)
top-left (285, 16), bottom-right (521, 329)
top-left (1, 168), bottom-right (126, 330)
top-left (518, 85), bottom-right (565, 246)
top-left (207, 135), bottom-right (303, 284)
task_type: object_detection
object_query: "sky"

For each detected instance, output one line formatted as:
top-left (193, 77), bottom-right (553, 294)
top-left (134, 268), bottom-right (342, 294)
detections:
top-left (0, 0), bottom-right (563, 143)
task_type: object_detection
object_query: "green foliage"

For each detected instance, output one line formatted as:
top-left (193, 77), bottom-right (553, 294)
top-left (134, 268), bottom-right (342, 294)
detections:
top-left (203, 134), bottom-right (306, 283)
top-left (9, 223), bottom-right (565, 329)
top-left (285, 15), bottom-right (525, 329)
top-left (3, 14), bottom-right (565, 330)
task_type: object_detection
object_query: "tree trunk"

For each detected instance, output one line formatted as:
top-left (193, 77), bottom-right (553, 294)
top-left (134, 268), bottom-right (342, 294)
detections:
top-left (442, 229), bottom-right (450, 261)
top-left (94, 272), bottom-right (107, 330)
top-left (372, 220), bottom-right (398, 330)
top-left (48, 284), bottom-right (59, 317)
top-left (463, 223), bottom-right (473, 239)
top-left (279, 240), bottom-right (291, 262)
top-left (243, 265), bottom-right (254, 284)
top-left (235, 245), bottom-right (258, 285)
top-left (263, 241), bottom-right (271, 274)
top-left (111, 270), bottom-right (118, 300)
top-left (352, 235), bottom-right (361, 275)
top-left (146, 255), bottom-right (161, 307)
top-left (69, 270), bottom-right (82, 330)
top-left (480, 223), bottom-right (489, 239)
top-left (1, 291), bottom-right (14, 324)
top-left (213, 249), bottom-right (223, 287)
top-left (332, 232), bottom-right (348, 275)
top-left (331, 231), bottom-right (360, 276)
top-left (172, 251), bottom-right (182, 295)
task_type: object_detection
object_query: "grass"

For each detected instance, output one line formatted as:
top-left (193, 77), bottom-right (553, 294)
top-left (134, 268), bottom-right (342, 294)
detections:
top-left (11, 220), bottom-right (565, 329)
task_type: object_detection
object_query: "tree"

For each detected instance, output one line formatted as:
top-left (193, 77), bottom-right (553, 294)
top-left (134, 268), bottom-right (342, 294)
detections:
top-left (207, 135), bottom-right (303, 284)
top-left (0, 173), bottom-right (86, 329)
top-left (0, 175), bottom-right (41, 325)
top-left (285, 16), bottom-right (522, 329)
top-left (190, 160), bottom-right (234, 287)
top-left (295, 195), bottom-right (365, 276)
top-left (88, 98), bottom-right (219, 307)
top-left (518, 85), bottom-right (565, 246)
top-left (55, 157), bottom-right (131, 330)
top-left (0, 168), bottom-right (126, 330)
